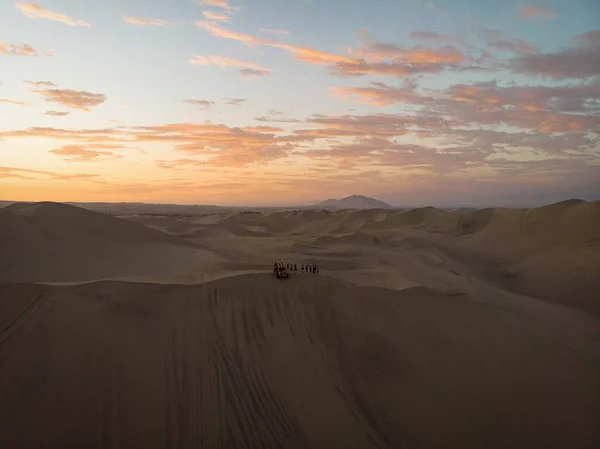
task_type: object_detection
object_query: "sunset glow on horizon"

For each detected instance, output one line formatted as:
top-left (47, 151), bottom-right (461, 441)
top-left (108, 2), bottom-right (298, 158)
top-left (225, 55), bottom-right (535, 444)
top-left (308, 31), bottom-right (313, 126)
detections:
top-left (1, 0), bottom-right (599, 206)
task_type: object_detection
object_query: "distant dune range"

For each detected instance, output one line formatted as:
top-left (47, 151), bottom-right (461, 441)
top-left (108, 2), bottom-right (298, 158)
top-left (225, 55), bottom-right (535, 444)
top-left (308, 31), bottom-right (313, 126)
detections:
top-left (0, 199), bottom-right (599, 448)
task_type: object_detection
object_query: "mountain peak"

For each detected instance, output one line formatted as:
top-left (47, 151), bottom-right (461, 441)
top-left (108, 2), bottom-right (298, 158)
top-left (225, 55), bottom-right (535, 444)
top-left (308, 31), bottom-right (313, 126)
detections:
top-left (317, 195), bottom-right (392, 209)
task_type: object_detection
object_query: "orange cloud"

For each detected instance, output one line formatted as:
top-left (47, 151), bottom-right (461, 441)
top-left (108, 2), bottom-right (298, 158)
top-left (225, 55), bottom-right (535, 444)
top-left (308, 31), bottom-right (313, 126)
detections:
top-left (49, 145), bottom-right (121, 162)
top-left (198, 0), bottom-right (231, 8)
top-left (189, 55), bottom-right (271, 77)
top-left (123, 16), bottom-right (170, 26)
top-left (0, 99), bottom-right (31, 106)
top-left (0, 166), bottom-right (97, 181)
top-left (15, 2), bottom-right (90, 27)
top-left (0, 42), bottom-right (38, 56)
top-left (196, 22), bottom-right (359, 66)
top-left (29, 86), bottom-right (106, 111)
top-left (331, 80), bottom-right (423, 106)
top-left (202, 11), bottom-right (229, 22)
top-left (518, 5), bottom-right (556, 20)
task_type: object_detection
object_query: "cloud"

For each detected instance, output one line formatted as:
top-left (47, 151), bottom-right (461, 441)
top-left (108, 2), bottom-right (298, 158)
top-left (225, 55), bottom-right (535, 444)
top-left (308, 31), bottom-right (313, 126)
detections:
top-left (49, 144), bottom-right (120, 162)
top-left (202, 11), bottom-right (229, 22)
top-left (0, 166), bottom-right (97, 181)
top-left (239, 68), bottom-right (270, 77)
top-left (43, 110), bottom-right (70, 116)
top-left (196, 23), bottom-right (490, 78)
top-left (259, 29), bottom-right (290, 35)
top-left (189, 55), bottom-right (265, 70)
top-left (25, 80), bottom-right (57, 87)
top-left (155, 159), bottom-right (207, 169)
top-left (409, 30), bottom-right (458, 43)
top-left (0, 42), bottom-right (38, 56)
top-left (224, 97), bottom-right (246, 105)
top-left (198, 0), bottom-right (233, 10)
top-left (331, 79), bottom-right (424, 106)
top-left (0, 99), bottom-right (31, 106)
top-left (508, 30), bottom-right (600, 79)
top-left (184, 99), bottom-right (215, 109)
top-left (15, 2), bottom-right (90, 27)
top-left (196, 21), bottom-right (359, 66)
top-left (29, 86), bottom-right (106, 111)
top-left (123, 16), bottom-right (170, 27)
top-left (518, 5), bottom-right (556, 20)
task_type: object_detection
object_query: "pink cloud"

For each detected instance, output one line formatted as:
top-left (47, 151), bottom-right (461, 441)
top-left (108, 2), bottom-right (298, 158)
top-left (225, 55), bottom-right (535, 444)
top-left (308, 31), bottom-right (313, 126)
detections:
top-left (518, 5), bottom-right (557, 20)
top-left (202, 11), bottom-right (229, 22)
top-left (123, 16), bottom-right (170, 27)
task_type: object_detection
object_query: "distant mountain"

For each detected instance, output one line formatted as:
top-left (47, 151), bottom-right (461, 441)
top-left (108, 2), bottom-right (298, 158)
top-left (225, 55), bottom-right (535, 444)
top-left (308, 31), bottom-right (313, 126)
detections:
top-left (317, 195), bottom-right (392, 209)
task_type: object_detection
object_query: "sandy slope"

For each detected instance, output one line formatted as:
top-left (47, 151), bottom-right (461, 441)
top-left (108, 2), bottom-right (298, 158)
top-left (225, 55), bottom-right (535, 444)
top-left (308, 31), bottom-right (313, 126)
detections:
top-left (1, 275), bottom-right (598, 449)
top-left (0, 202), bottom-right (216, 282)
top-left (0, 200), bottom-right (599, 448)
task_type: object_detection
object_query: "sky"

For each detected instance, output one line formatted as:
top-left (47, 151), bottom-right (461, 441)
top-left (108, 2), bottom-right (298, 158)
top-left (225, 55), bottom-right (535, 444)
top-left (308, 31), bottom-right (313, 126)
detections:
top-left (0, 0), bottom-right (599, 207)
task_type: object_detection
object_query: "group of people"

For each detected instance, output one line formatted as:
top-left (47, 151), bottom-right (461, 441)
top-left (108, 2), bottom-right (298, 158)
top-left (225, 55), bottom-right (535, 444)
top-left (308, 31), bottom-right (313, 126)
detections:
top-left (286, 263), bottom-right (320, 274)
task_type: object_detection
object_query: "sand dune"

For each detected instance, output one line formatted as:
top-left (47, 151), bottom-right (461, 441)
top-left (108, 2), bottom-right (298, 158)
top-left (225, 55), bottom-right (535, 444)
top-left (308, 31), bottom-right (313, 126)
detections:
top-left (1, 275), bottom-right (598, 449)
top-left (1, 200), bottom-right (599, 448)
top-left (0, 202), bottom-right (217, 283)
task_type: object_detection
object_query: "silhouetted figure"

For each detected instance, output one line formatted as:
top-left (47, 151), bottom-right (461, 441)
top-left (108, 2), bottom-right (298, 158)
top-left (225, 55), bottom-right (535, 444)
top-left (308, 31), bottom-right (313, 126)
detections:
top-left (316, 265), bottom-right (320, 274)
top-left (294, 264), bottom-right (297, 272)
top-left (301, 264), bottom-right (304, 273)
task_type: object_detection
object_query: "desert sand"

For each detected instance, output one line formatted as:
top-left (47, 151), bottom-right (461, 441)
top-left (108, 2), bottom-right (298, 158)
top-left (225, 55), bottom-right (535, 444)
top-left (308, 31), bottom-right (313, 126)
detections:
top-left (0, 200), bottom-right (599, 448)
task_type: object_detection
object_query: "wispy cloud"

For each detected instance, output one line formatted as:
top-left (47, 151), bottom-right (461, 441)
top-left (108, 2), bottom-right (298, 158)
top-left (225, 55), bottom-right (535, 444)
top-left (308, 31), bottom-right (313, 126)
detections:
top-left (259, 28), bottom-right (290, 35)
top-left (239, 68), bottom-right (270, 77)
top-left (29, 85), bottom-right (106, 111)
top-left (198, 0), bottom-right (233, 10)
top-left (0, 98), bottom-right (31, 106)
top-left (184, 99), bottom-right (215, 109)
top-left (189, 55), bottom-right (270, 77)
top-left (202, 11), bottom-right (229, 22)
top-left (123, 16), bottom-right (170, 27)
top-left (0, 166), bottom-right (97, 181)
top-left (224, 97), bottom-right (246, 105)
top-left (25, 80), bottom-right (57, 87)
top-left (409, 30), bottom-right (458, 43)
top-left (49, 144), bottom-right (121, 162)
top-left (518, 4), bottom-right (556, 20)
top-left (15, 2), bottom-right (90, 27)
top-left (189, 55), bottom-right (264, 70)
top-left (43, 110), bottom-right (70, 116)
top-left (196, 21), bottom-right (359, 66)
top-left (0, 42), bottom-right (38, 56)
top-left (331, 80), bottom-right (423, 106)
